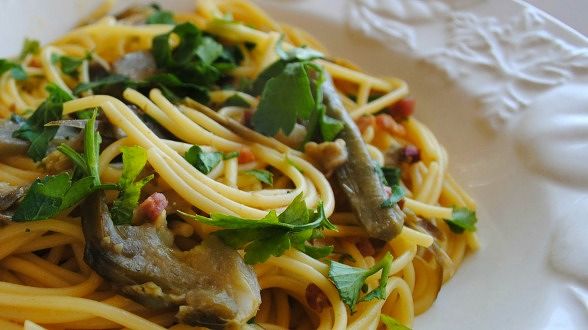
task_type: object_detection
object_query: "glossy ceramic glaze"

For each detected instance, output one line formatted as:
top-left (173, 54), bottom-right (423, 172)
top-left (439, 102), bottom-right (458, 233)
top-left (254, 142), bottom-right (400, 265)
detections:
top-left (1, 0), bottom-right (586, 329)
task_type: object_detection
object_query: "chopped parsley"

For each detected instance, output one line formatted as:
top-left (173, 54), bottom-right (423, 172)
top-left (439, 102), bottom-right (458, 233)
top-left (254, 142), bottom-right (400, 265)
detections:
top-left (223, 93), bottom-right (250, 107)
top-left (72, 22), bottom-right (241, 103)
top-left (376, 165), bottom-right (405, 209)
top-left (51, 52), bottom-right (92, 77)
top-left (243, 169), bottom-right (273, 185)
top-left (12, 112), bottom-right (151, 223)
top-left (253, 62), bottom-right (315, 137)
top-left (12, 84), bottom-right (73, 161)
top-left (380, 185), bottom-right (405, 208)
top-left (0, 60), bottom-right (27, 81)
top-left (151, 22), bottom-right (240, 102)
top-left (328, 252), bottom-right (393, 312)
top-left (19, 38), bottom-right (40, 60)
top-left (12, 111), bottom-right (103, 221)
top-left (0, 38), bottom-right (42, 81)
top-left (380, 315), bottom-right (412, 330)
top-left (111, 146), bottom-right (154, 225)
top-left (184, 145), bottom-right (222, 174)
top-left (182, 194), bottom-right (336, 264)
top-left (251, 42), bottom-right (343, 144)
top-left (223, 151), bottom-right (240, 160)
top-left (444, 207), bottom-right (478, 233)
top-left (72, 74), bottom-right (131, 96)
top-left (146, 4), bottom-right (175, 25)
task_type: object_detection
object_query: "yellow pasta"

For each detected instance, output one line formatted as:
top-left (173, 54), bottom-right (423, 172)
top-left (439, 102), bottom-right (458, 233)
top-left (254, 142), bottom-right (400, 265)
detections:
top-left (0, 0), bottom-right (480, 329)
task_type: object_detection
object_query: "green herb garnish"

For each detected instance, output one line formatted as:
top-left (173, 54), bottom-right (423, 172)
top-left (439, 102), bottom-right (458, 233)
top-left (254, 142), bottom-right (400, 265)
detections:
top-left (223, 93), bottom-right (250, 107)
top-left (444, 207), bottom-right (477, 233)
top-left (243, 169), bottom-right (273, 185)
top-left (184, 145), bottom-right (222, 174)
top-left (182, 194), bottom-right (336, 264)
top-left (380, 185), bottom-right (405, 208)
top-left (251, 42), bottom-right (343, 143)
top-left (110, 146), bottom-right (154, 225)
top-left (223, 151), bottom-right (240, 160)
top-left (51, 52), bottom-right (92, 77)
top-left (72, 22), bottom-right (240, 103)
top-left (12, 111), bottom-right (103, 221)
top-left (12, 84), bottom-right (73, 161)
top-left (328, 252), bottom-right (393, 312)
top-left (146, 4), bottom-right (175, 25)
top-left (375, 165), bottom-right (405, 209)
top-left (19, 38), bottom-right (40, 60)
top-left (380, 315), bottom-right (412, 330)
top-left (72, 74), bottom-right (131, 95)
top-left (0, 60), bottom-right (27, 81)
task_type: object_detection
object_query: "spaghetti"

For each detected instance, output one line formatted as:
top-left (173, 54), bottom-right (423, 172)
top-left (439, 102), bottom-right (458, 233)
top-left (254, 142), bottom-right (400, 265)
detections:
top-left (0, 0), bottom-right (479, 329)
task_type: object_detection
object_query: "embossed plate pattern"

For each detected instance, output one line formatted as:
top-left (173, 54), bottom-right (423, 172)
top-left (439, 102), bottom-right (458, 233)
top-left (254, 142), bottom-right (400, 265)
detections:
top-left (0, 0), bottom-right (586, 329)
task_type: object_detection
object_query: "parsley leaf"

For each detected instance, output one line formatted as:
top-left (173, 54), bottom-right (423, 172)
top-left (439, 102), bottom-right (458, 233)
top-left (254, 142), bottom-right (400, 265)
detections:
top-left (12, 84), bottom-right (73, 161)
top-left (12, 173), bottom-right (71, 221)
top-left (223, 151), bottom-right (240, 160)
top-left (184, 145), bottom-right (222, 175)
top-left (252, 62), bottom-right (315, 136)
top-left (111, 146), bottom-right (154, 225)
top-left (0, 59), bottom-right (27, 81)
top-left (182, 194), bottom-right (336, 264)
top-left (146, 6), bottom-right (175, 25)
top-left (319, 105), bottom-right (344, 142)
top-left (71, 22), bottom-right (239, 103)
top-left (243, 169), bottom-right (273, 185)
top-left (0, 38), bottom-right (40, 81)
top-left (380, 185), bottom-right (405, 208)
top-left (276, 42), bottom-right (324, 63)
top-left (375, 165), bottom-right (405, 209)
top-left (150, 22), bottom-right (238, 102)
top-left (251, 44), bottom-right (343, 143)
top-left (52, 53), bottom-right (92, 77)
top-left (148, 73), bottom-right (208, 103)
top-left (380, 315), bottom-right (412, 330)
top-left (196, 37), bottom-right (224, 65)
top-left (19, 38), bottom-right (40, 60)
top-left (444, 207), bottom-right (478, 233)
top-left (381, 167), bottom-right (401, 186)
top-left (72, 74), bottom-right (131, 95)
top-left (223, 94), bottom-right (250, 107)
top-left (328, 252), bottom-right (393, 312)
top-left (12, 111), bottom-right (103, 221)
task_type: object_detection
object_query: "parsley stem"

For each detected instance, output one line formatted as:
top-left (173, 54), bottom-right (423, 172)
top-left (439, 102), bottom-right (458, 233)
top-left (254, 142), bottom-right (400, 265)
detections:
top-left (85, 110), bottom-right (101, 186)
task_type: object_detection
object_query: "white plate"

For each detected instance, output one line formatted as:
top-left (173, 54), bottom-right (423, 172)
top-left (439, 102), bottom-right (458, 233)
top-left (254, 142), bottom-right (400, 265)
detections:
top-left (2, 1), bottom-right (587, 329)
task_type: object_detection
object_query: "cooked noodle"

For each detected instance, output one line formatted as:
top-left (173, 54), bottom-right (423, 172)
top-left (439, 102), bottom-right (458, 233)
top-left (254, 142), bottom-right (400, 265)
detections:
top-left (0, 0), bottom-right (479, 329)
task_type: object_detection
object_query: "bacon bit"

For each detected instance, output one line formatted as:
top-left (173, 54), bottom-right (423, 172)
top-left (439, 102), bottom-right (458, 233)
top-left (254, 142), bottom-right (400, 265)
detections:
top-left (28, 58), bottom-right (42, 68)
top-left (400, 145), bottom-right (421, 164)
top-left (237, 147), bottom-right (256, 164)
top-left (243, 110), bottom-right (253, 126)
top-left (375, 114), bottom-right (406, 137)
top-left (388, 98), bottom-right (415, 120)
top-left (355, 115), bottom-right (375, 133)
top-left (305, 283), bottom-right (331, 312)
top-left (139, 192), bottom-right (168, 222)
top-left (355, 239), bottom-right (376, 257)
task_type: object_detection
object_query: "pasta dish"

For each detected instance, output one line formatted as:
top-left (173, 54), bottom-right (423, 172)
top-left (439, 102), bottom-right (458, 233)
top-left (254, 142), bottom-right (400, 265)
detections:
top-left (0, 0), bottom-right (479, 329)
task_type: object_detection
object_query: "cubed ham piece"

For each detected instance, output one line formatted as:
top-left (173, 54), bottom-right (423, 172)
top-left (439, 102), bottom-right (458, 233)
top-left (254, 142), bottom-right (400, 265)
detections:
top-left (139, 192), bottom-right (168, 222)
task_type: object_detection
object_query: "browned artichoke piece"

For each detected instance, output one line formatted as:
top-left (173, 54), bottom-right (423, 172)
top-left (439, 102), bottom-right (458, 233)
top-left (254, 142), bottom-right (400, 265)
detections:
top-left (81, 192), bottom-right (261, 328)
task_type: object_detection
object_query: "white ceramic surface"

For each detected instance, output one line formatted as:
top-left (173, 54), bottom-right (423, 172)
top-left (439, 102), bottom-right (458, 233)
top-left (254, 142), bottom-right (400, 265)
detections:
top-left (1, 0), bottom-right (587, 329)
